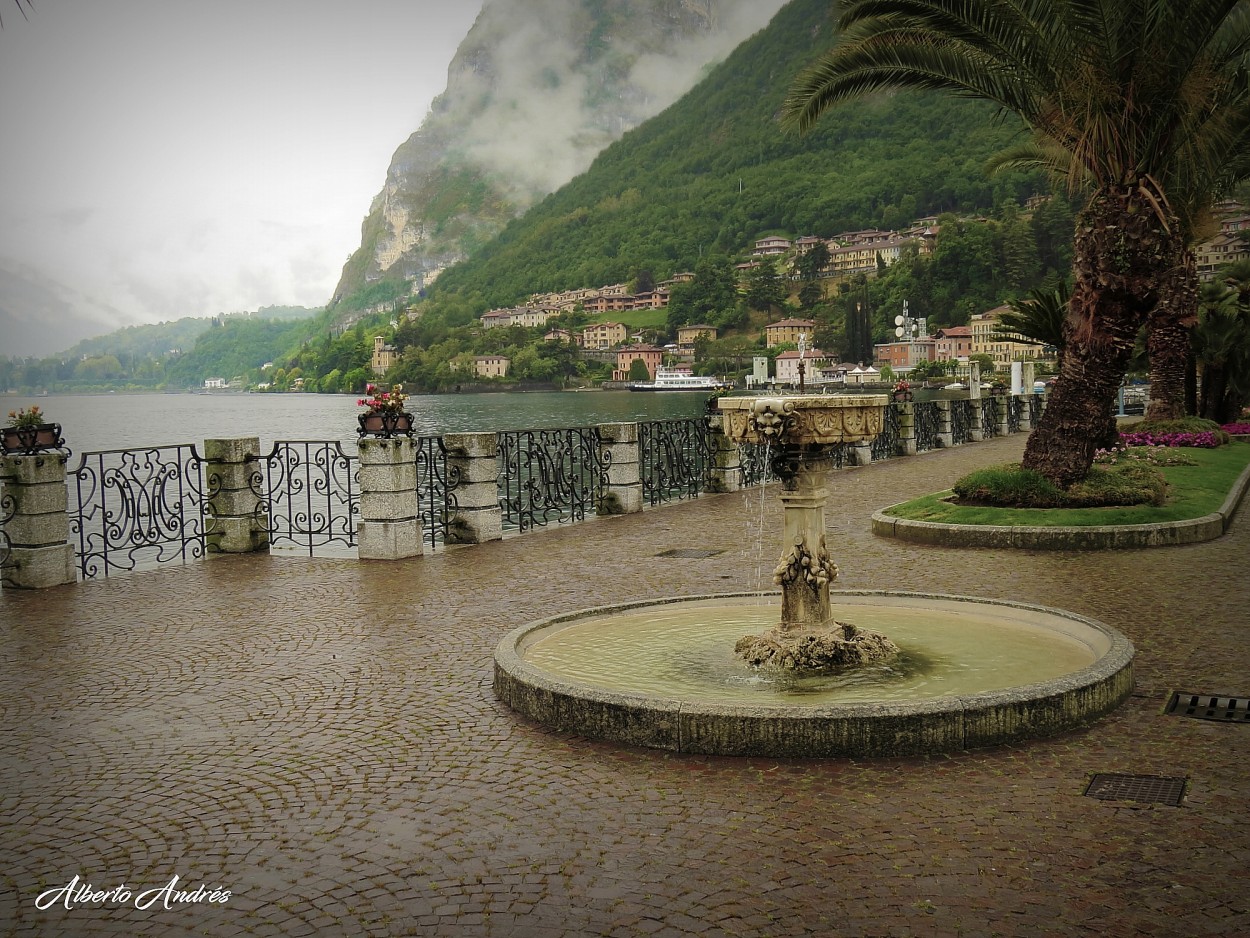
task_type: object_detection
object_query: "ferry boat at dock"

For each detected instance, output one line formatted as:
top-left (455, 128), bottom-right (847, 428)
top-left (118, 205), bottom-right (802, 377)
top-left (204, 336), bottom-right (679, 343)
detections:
top-left (630, 367), bottom-right (731, 392)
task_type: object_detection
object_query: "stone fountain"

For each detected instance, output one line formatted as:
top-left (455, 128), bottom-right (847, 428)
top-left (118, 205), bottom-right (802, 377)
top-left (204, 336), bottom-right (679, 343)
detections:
top-left (716, 395), bottom-right (899, 671)
top-left (492, 394), bottom-right (1135, 758)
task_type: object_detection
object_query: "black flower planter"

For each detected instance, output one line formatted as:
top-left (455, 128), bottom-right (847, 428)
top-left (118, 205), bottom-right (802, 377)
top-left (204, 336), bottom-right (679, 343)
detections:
top-left (2, 422), bottom-right (65, 455)
top-left (358, 412), bottom-right (415, 439)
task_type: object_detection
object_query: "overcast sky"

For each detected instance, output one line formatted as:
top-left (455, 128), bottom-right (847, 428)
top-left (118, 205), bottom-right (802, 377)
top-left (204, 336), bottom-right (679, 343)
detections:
top-left (0, 0), bottom-right (483, 345)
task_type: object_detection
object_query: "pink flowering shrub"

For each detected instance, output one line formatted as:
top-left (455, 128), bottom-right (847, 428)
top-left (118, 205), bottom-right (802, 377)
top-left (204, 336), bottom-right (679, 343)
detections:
top-left (1222, 423), bottom-right (1250, 435)
top-left (1117, 430), bottom-right (1221, 448)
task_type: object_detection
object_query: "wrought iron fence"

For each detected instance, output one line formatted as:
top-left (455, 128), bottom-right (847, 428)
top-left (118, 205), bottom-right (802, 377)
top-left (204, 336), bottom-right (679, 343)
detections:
top-left (0, 468), bottom-right (15, 587)
top-left (1007, 397), bottom-right (1023, 434)
top-left (497, 427), bottom-right (606, 532)
top-left (68, 445), bottom-right (211, 580)
top-left (951, 399), bottom-right (974, 445)
top-left (251, 441), bottom-right (357, 555)
top-left (414, 435), bottom-right (458, 551)
top-left (981, 398), bottom-right (1001, 437)
top-left (871, 403), bottom-right (901, 462)
top-left (914, 402), bottom-right (942, 452)
top-left (1028, 394), bottom-right (1044, 426)
top-left (639, 418), bottom-right (713, 506)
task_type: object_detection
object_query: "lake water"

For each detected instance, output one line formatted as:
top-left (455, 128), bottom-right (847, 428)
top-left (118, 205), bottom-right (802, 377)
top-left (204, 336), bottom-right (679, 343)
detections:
top-left (1, 390), bottom-right (710, 454)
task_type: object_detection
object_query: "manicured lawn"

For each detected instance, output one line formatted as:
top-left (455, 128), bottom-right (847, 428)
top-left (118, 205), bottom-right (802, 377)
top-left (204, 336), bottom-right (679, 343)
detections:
top-left (883, 442), bottom-right (1250, 527)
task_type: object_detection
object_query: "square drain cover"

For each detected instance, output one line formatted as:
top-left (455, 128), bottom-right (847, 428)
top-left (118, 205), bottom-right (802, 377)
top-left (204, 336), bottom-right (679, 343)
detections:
top-left (1084, 773), bottom-right (1186, 806)
top-left (656, 548), bottom-right (725, 559)
top-left (1164, 692), bottom-right (1250, 723)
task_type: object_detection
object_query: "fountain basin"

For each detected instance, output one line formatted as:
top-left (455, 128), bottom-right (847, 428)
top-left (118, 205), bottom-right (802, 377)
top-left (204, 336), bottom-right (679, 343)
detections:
top-left (493, 591), bottom-right (1134, 758)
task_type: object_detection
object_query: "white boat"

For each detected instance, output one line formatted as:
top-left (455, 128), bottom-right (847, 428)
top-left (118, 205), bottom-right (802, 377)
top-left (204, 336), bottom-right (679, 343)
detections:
top-left (630, 368), bottom-right (730, 392)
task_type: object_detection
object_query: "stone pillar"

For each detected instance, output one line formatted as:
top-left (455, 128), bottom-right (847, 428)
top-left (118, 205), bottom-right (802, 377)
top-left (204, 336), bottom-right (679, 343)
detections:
top-left (0, 452), bottom-right (77, 589)
top-left (1016, 394), bottom-right (1033, 431)
top-left (596, 422), bottom-right (643, 515)
top-left (850, 440), bottom-right (875, 466)
top-left (967, 394), bottom-right (985, 442)
top-left (443, 432), bottom-right (503, 544)
top-left (776, 462), bottom-right (834, 630)
top-left (895, 402), bottom-right (917, 456)
top-left (935, 399), bottom-right (954, 448)
top-left (357, 438), bottom-right (422, 560)
top-left (204, 437), bottom-right (269, 554)
top-left (994, 393), bottom-right (1010, 436)
top-left (704, 412), bottom-right (742, 493)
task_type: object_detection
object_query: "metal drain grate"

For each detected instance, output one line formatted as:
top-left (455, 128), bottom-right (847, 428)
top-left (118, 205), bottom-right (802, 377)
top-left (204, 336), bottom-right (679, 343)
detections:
top-left (1164, 692), bottom-right (1250, 723)
top-left (1084, 773), bottom-right (1187, 806)
top-left (655, 548), bottom-right (725, 559)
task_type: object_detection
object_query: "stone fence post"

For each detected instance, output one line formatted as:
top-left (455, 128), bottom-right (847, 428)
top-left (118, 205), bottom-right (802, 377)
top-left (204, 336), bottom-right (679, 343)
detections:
top-left (0, 452), bottom-right (77, 589)
top-left (443, 432), bottom-right (503, 544)
top-left (596, 422), bottom-right (643, 515)
top-left (705, 412), bottom-right (742, 494)
top-left (357, 438), bottom-right (422, 560)
top-left (1016, 394), bottom-right (1033, 432)
top-left (896, 402), bottom-right (917, 456)
top-left (935, 400), bottom-right (954, 448)
top-left (993, 393), bottom-right (1010, 436)
top-left (205, 437), bottom-right (269, 554)
top-left (967, 396), bottom-right (985, 442)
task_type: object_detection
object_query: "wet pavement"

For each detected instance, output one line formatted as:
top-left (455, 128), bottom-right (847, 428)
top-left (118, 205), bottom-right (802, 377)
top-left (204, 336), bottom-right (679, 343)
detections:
top-left (2, 433), bottom-right (1248, 937)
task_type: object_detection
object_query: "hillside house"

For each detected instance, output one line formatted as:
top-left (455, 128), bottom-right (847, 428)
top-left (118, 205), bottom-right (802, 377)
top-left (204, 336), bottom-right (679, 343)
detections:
top-left (774, 349), bottom-right (832, 386)
top-left (932, 325), bottom-right (973, 363)
top-left (581, 321), bottom-right (628, 349)
top-left (752, 236), bottom-right (792, 256)
top-left (765, 318), bottom-right (817, 348)
top-left (676, 324), bottom-right (717, 347)
top-left (970, 307), bottom-right (1055, 366)
top-left (371, 336), bottom-right (398, 375)
top-left (612, 344), bottom-right (664, 382)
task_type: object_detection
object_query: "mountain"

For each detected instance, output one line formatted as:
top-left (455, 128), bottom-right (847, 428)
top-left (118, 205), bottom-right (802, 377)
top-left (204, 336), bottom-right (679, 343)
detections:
top-left (330, 0), bottom-right (788, 311)
top-left (423, 0), bottom-right (1043, 309)
top-left (0, 262), bottom-right (142, 359)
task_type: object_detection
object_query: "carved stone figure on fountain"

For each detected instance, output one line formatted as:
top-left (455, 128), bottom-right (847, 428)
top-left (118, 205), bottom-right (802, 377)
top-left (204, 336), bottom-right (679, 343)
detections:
top-left (719, 394), bottom-right (899, 673)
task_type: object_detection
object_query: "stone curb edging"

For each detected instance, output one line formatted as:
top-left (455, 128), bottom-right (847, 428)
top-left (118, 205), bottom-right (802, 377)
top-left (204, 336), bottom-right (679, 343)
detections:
top-left (871, 452), bottom-right (1250, 551)
top-left (493, 590), bottom-right (1135, 759)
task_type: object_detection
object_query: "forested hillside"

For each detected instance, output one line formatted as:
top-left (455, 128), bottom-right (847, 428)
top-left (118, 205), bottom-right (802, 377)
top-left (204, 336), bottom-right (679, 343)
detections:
top-left (427, 0), bottom-right (1044, 308)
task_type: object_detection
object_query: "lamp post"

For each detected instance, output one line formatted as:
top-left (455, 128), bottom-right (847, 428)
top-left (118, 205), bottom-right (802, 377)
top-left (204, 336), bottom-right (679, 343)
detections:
top-left (797, 332), bottom-right (807, 393)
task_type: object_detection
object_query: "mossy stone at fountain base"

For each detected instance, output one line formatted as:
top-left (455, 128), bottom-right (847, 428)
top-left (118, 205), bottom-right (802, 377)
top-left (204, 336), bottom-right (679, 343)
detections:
top-left (734, 621), bottom-right (900, 672)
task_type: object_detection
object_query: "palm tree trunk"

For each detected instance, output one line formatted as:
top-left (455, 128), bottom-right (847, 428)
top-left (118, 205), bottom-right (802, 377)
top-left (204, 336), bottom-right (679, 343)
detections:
top-left (1023, 184), bottom-right (1181, 487)
top-left (1145, 247), bottom-right (1198, 421)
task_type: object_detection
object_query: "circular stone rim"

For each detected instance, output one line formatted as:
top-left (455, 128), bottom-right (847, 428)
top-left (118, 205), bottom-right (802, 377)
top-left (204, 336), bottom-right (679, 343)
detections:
top-left (492, 590), bottom-right (1135, 758)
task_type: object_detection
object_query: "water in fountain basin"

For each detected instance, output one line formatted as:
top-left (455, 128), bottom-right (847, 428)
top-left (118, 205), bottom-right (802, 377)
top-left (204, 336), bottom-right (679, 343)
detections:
top-left (522, 597), bottom-right (1099, 705)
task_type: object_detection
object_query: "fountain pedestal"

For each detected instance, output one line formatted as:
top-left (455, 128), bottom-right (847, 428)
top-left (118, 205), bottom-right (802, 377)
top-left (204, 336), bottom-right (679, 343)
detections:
top-left (718, 395), bottom-right (899, 671)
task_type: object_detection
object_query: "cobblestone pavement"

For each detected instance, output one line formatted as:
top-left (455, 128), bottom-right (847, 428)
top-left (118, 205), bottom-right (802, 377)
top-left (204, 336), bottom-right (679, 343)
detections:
top-left (2, 434), bottom-right (1248, 937)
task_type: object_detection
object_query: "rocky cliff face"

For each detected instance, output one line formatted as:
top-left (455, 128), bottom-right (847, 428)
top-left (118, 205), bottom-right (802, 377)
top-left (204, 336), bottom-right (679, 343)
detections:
top-left (331, 0), bottom-right (787, 309)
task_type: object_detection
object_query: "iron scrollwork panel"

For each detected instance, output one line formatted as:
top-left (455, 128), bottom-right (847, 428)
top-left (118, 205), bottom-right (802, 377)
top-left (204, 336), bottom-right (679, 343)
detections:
top-left (414, 435), bottom-right (458, 551)
top-left (253, 441), bottom-right (357, 554)
top-left (497, 427), bottom-right (604, 532)
top-left (913, 402), bottom-right (941, 452)
top-left (639, 418), bottom-right (712, 507)
top-left (1007, 397), bottom-right (1023, 434)
top-left (981, 399), bottom-right (1000, 438)
top-left (68, 445), bottom-right (211, 580)
top-left (1028, 394), bottom-right (1044, 426)
top-left (0, 469), bottom-right (16, 586)
top-left (871, 403), bottom-right (901, 462)
top-left (951, 400), bottom-right (973, 445)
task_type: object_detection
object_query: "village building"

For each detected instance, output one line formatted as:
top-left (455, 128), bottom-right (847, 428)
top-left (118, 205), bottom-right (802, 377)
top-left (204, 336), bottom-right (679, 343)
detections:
top-left (612, 344), bottom-right (664, 382)
top-left (970, 306), bottom-right (1055, 367)
top-left (765, 318), bottom-right (818, 348)
top-left (752, 236), bottom-right (792, 256)
top-left (675, 324), bottom-right (717, 347)
top-left (932, 325), bottom-right (974, 363)
top-left (371, 336), bottom-right (398, 375)
top-left (472, 355), bottom-right (510, 379)
top-left (774, 348), bottom-right (832, 386)
top-left (581, 321), bottom-right (628, 350)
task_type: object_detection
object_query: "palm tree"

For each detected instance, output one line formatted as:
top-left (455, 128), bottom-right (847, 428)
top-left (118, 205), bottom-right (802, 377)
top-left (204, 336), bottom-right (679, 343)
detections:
top-left (998, 283), bottom-right (1070, 370)
top-left (783, 0), bottom-right (1250, 486)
